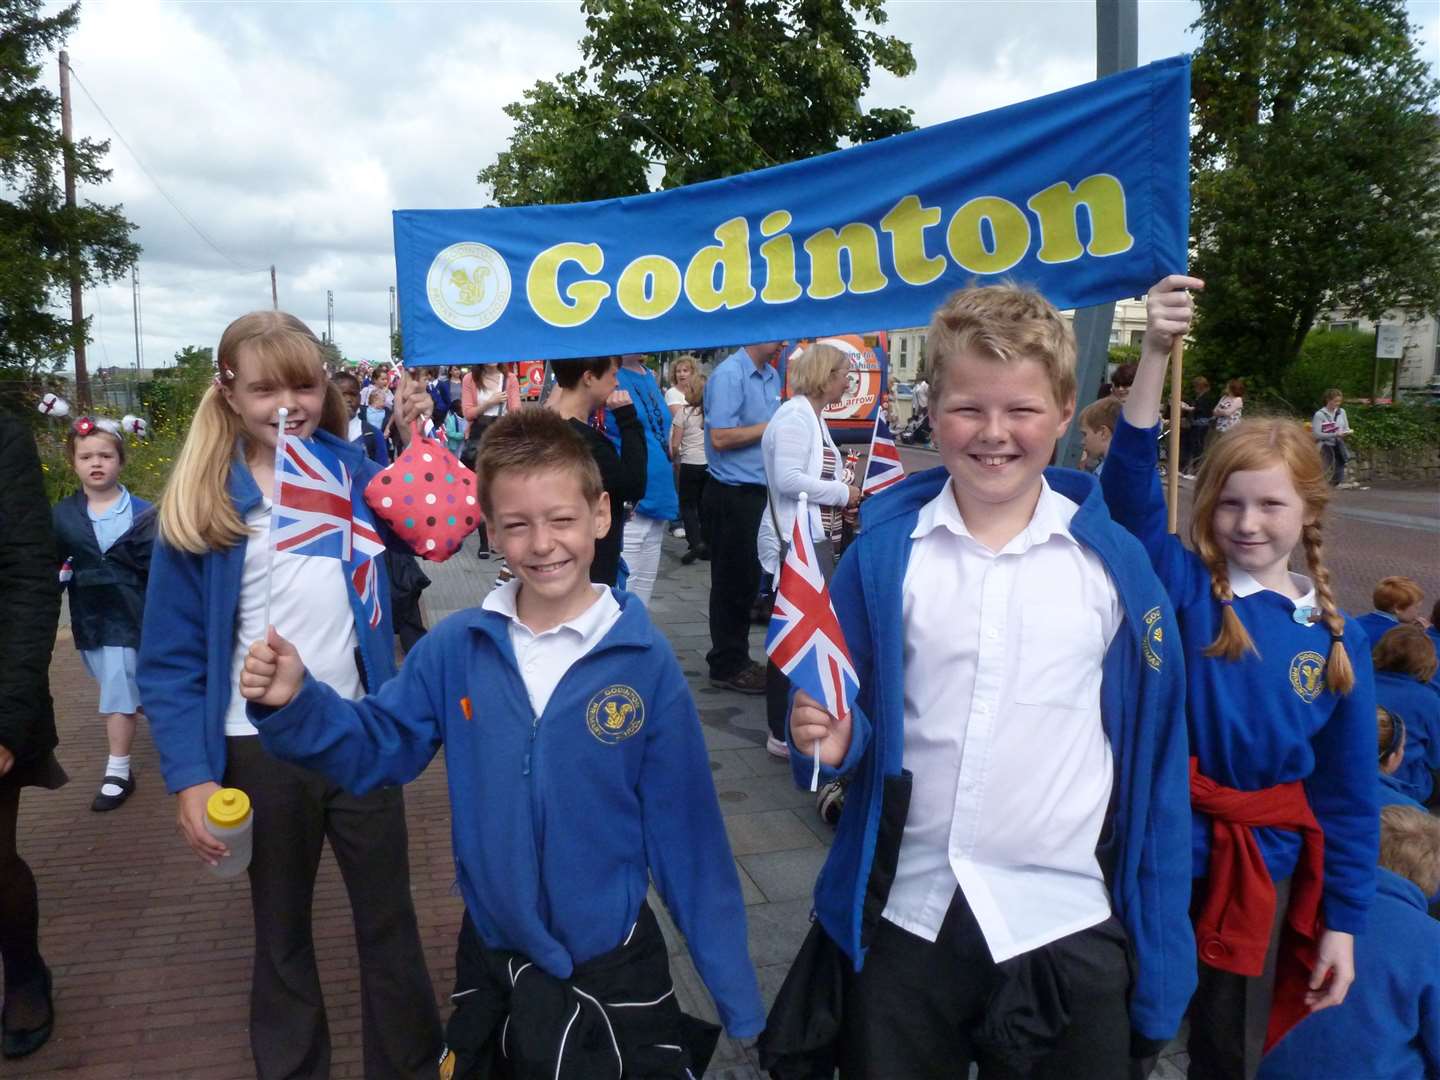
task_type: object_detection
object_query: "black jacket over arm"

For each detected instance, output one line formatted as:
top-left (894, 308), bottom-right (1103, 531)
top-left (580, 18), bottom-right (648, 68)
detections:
top-left (0, 419), bottom-right (61, 767)
top-left (569, 404), bottom-right (646, 586)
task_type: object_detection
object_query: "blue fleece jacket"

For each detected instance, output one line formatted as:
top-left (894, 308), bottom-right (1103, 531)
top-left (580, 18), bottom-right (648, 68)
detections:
top-left (1258, 868), bottom-right (1440, 1080)
top-left (1103, 418), bottom-right (1378, 935)
top-left (247, 591), bottom-right (765, 1038)
top-left (1355, 612), bottom-right (1440, 695)
top-left (1378, 772), bottom-right (1425, 812)
top-left (1357, 610), bottom-right (1403, 651)
top-left (1375, 670), bottom-right (1440, 804)
top-left (791, 464), bottom-right (1196, 1043)
top-left (138, 432), bottom-right (398, 794)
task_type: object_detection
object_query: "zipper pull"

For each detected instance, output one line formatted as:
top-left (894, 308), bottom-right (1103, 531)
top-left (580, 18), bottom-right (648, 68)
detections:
top-left (522, 751), bottom-right (531, 776)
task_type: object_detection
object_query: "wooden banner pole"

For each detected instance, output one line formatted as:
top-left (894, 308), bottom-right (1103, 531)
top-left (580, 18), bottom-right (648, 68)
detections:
top-left (1167, 337), bottom-right (1184, 534)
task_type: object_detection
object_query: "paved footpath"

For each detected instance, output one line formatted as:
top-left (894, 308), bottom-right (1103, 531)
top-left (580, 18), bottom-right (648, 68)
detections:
top-left (11, 461), bottom-right (1435, 1077)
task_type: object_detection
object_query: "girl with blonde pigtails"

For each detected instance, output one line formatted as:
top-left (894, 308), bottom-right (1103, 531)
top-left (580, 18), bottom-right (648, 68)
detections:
top-left (1100, 276), bottom-right (1377, 1080)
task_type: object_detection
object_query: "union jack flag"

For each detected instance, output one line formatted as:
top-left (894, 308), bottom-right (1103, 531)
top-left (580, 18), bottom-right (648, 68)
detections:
top-left (273, 435), bottom-right (386, 628)
top-left (765, 505), bottom-right (858, 725)
top-left (862, 413), bottom-right (905, 496)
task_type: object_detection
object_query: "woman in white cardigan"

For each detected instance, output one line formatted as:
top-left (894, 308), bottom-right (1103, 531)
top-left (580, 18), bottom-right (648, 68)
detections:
top-left (758, 343), bottom-right (860, 758)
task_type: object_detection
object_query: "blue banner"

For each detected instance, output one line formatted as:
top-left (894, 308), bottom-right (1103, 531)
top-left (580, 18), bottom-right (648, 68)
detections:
top-left (394, 55), bottom-right (1189, 364)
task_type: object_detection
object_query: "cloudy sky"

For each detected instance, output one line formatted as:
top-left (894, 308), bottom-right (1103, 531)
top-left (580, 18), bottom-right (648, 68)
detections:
top-left (41, 0), bottom-right (1440, 374)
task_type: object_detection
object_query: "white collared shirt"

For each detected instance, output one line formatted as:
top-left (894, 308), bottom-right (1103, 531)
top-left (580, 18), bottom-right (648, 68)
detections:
top-left (482, 579), bottom-right (622, 716)
top-left (881, 478), bottom-right (1123, 962)
top-left (1227, 565), bottom-right (1317, 612)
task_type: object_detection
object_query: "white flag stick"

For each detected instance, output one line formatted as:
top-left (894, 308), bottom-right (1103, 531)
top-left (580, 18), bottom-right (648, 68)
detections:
top-left (262, 407), bottom-right (288, 633)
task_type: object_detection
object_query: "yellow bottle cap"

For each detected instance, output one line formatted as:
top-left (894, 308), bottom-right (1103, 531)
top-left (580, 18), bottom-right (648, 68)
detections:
top-left (206, 787), bottom-right (252, 828)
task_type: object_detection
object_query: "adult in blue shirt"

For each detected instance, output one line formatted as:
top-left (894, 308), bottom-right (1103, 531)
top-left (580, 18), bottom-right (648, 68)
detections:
top-left (704, 341), bottom-right (782, 693)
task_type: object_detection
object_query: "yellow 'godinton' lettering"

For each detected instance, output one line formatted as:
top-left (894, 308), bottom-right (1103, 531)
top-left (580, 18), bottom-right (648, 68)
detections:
top-left (684, 217), bottom-right (756, 313)
top-left (803, 223), bottom-right (889, 300)
top-left (946, 196), bottom-right (1030, 276)
top-left (880, 195), bottom-right (945, 287)
top-left (527, 242), bottom-right (610, 328)
top-left (1026, 175), bottom-right (1134, 264)
top-left (758, 211), bottom-right (802, 304)
top-left (616, 254), bottom-right (682, 320)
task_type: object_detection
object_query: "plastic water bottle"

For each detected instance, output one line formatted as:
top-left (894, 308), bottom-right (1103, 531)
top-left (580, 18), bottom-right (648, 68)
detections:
top-left (205, 787), bottom-right (253, 879)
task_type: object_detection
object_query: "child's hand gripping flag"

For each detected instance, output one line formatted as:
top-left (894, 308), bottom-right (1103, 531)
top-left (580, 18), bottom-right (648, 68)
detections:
top-left (862, 412), bottom-right (905, 496)
top-left (271, 428), bottom-right (387, 631)
top-left (765, 493), bottom-right (859, 791)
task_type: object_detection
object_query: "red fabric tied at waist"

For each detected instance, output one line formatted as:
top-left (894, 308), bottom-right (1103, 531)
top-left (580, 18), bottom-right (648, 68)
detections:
top-left (1189, 758), bottom-right (1326, 1053)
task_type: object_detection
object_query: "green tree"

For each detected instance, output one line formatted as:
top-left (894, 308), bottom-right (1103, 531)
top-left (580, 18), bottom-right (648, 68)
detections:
top-left (478, 0), bottom-right (916, 205)
top-left (137, 345), bottom-right (212, 430)
top-left (0, 1), bottom-right (140, 389)
top-left (1188, 0), bottom-right (1440, 388)
top-left (1279, 328), bottom-right (1395, 413)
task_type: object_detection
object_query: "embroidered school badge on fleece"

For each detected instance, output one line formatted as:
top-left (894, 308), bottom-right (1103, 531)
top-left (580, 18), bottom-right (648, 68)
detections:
top-left (1142, 606), bottom-right (1165, 671)
top-left (586, 685), bottom-right (645, 745)
top-left (1289, 651), bottom-right (1327, 703)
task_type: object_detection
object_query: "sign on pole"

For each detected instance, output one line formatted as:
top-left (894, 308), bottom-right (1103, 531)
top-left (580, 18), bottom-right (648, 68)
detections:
top-left (1375, 322), bottom-right (1404, 360)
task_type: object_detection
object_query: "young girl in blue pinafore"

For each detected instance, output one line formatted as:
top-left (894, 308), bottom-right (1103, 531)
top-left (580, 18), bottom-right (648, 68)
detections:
top-left (1102, 277), bottom-right (1377, 1080)
top-left (136, 311), bottom-right (440, 1080)
top-left (53, 419), bottom-right (154, 812)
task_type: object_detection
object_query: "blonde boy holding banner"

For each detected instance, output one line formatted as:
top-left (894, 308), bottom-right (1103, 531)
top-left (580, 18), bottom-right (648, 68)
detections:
top-left (765, 281), bottom-right (1193, 1078)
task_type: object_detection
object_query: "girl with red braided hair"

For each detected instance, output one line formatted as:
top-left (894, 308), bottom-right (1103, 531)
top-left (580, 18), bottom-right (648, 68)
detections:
top-left (1100, 276), bottom-right (1377, 1080)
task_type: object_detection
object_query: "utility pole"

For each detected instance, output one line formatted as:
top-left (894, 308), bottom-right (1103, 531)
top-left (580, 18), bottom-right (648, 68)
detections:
top-left (270, 265), bottom-right (278, 310)
top-left (130, 265), bottom-right (144, 412)
top-left (388, 286), bottom-right (398, 359)
top-left (326, 290), bottom-right (335, 344)
top-left (59, 50), bottom-right (91, 409)
top-left (1055, 0), bottom-right (1137, 469)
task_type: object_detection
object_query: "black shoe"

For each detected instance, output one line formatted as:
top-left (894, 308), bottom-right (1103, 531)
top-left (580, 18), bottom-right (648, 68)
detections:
top-left (681, 549), bottom-right (700, 565)
top-left (708, 663), bottom-right (767, 695)
top-left (698, 545), bottom-right (711, 561)
top-left (476, 544), bottom-right (491, 561)
top-left (90, 774), bottom-right (135, 812)
top-left (2, 963), bottom-right (54, 1060)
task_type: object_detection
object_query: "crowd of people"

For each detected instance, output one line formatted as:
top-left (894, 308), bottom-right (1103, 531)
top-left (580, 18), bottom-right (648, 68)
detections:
top-left (0, 275), bottom-right (1436, 1080)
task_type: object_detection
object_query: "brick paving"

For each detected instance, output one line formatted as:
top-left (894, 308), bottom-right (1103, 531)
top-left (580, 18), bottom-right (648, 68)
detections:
top-left (5, 463), bottom-right (1435, 1078)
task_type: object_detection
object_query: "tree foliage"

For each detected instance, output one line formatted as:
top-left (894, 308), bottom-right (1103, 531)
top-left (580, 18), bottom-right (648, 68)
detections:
top-left (137, 344), bottom-right (212, 430)
top-left (478, 0), bottom-right (916, 205)
top-left (1278, 327), bottom-right (1391, 413)
top-left (0, 1), bottom-right (140, 377)
top-left (1188, 0), bottom-right (1440, 388)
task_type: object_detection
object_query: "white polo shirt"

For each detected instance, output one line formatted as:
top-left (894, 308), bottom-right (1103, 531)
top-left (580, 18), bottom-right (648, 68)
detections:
top-left (881, 478), bottom-right (1123, 962)
top-left (483, 579), bottom-right (622, 716)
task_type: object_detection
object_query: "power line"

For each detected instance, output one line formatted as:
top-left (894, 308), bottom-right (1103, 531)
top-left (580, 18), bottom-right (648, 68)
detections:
top-left (67, 64), bottom-right (270, 275)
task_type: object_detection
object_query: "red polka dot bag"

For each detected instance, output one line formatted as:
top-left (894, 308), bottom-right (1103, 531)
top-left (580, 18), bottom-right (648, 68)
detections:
top-left (363, 422), bottom-right (481, 562)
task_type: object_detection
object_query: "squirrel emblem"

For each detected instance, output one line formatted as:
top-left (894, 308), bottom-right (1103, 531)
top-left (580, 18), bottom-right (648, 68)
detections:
top-left (450, 265), bottom-right (492, 306)
top-left (603, 700), bottom-right (635, 730)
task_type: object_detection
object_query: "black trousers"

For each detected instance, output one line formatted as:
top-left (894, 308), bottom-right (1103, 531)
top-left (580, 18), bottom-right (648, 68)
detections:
top-left (0, 782), bottom-right (42, 995)
top-left (703, 479), bottom-right (767, 679)
top-left (677, 462), bottom-right (709, 552)
top-left (1186, 877), bottom-right (1291, 1080)
top-left (1320, 443), bottom-right (1346, 486)
top-left (838, 890), bottom-right (1132, 1080)
top-left (225, 736), bottom-right (441, 1080)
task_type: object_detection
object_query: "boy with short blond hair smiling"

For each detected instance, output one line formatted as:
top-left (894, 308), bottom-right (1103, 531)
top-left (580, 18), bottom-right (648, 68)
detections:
top-left (775, 283), bottom-right (1193, 1077)
top-left (239, 407), bottom-right (762, 1078)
